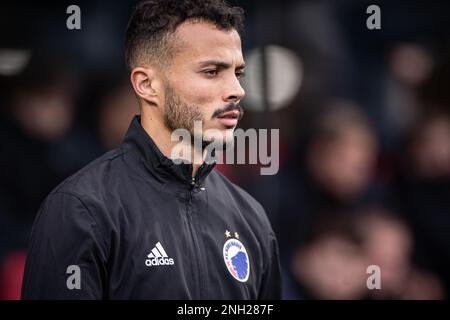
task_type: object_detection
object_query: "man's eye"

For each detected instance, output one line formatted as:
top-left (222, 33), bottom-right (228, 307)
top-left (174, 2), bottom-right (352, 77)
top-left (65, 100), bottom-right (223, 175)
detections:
top-left (204, 70), bottom-right (218, 77)
top-left (236, 71), bottom-right (246, 79)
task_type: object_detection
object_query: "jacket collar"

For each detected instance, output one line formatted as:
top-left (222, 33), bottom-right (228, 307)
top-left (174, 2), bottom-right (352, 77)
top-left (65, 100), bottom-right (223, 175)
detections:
top-left (122, 115), bottom-right (216, 188)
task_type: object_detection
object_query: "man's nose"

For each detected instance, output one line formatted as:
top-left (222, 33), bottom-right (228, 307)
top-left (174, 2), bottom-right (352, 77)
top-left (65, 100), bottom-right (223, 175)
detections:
top-left (223, 75), bottom-right (245, 104)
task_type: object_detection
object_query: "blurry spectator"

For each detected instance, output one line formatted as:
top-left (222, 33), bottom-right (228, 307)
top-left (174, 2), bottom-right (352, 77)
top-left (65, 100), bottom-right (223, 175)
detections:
top-left (380, 43), bottom-right (434, 147)
top-left (97, 80), bottom-right (138, 150)
top-left (288, 214), bottom-right (367, 299)
top-left (408, 110), bottom-right (450, 180)
top-left (0, 52), bottom-right (97, 252)
top-left (355, 208), bottom-right (444, 299)
top-left (288, 206), bottom-right (444, 299)
top-left (305, 101), bottom-right (379, 201)
top-left (246, 99), bottom-right (396, 299)
top-left (395, 108), bottom-right (450, 297)
top-left (257, 99), bottom-right (385, 263)
top-left (1, 52), bottom-right (77, 141)
top-left (77, 72), bottom-right (139, 153)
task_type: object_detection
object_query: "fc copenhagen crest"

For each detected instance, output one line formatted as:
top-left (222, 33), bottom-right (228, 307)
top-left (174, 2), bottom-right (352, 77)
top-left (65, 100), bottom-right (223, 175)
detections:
top-left (223, 238), bottom-right (250, 282)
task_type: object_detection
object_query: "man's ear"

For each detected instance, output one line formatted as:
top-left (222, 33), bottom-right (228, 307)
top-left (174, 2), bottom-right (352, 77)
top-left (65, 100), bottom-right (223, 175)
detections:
top-left (130, 67), bottom-right (164, 107)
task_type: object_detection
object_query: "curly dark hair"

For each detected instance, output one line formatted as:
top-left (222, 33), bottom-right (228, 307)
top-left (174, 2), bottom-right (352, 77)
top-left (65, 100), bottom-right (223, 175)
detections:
top-left (125, 0), bottom-right (245, 71)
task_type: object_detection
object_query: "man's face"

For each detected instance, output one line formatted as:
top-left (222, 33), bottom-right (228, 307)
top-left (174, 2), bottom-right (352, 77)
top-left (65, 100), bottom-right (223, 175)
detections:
top-left (162, 21), bottom-right (246, 147)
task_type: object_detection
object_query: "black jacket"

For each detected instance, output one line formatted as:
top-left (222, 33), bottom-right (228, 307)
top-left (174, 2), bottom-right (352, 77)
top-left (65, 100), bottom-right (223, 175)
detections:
top-left (21, 116), bottom-right (281, 300)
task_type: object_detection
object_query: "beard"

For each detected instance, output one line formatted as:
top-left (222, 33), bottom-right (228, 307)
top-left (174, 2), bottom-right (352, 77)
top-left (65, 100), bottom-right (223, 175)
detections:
top-left (163, 83), bottom-right (204, 137)
top-left (163, 82), bottom-right (244, 151)
top-left (163, 82), bottom-right (209, 150)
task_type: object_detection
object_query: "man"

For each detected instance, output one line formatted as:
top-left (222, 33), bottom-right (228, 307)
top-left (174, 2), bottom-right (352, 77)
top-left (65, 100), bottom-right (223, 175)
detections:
top-left (21, 0), bottom-right (281, 299)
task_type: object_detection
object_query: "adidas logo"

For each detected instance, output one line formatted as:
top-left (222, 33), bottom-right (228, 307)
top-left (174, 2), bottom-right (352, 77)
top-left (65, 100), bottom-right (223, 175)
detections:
top-left (145, 242), bottom-right (175, 267)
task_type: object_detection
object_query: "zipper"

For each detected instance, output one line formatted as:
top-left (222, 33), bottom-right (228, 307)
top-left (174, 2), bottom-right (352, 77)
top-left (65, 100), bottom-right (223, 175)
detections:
top-left (185, 181), bottom-right (205, 298)
top-left (183, 162), bottom-right (210, 298)
top-left (192, 163), bottom-right (207, 188)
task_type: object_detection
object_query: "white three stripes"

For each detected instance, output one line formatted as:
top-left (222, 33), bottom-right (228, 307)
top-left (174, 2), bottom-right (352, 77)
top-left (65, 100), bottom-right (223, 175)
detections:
top-left (147, 242), bottom-right (168, 258)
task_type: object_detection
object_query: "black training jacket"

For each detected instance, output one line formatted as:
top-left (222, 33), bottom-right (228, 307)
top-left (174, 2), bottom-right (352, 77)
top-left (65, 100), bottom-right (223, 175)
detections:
top-left (21, 116), bottom-right (281, 300)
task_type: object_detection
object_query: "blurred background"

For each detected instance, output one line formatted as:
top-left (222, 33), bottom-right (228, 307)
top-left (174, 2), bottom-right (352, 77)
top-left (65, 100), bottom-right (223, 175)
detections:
top-left (1, 0), bottom-right (450, 300)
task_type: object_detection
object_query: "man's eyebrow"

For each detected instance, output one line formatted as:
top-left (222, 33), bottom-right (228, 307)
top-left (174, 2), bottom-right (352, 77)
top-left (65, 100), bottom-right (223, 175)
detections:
top-left (197, 60), bottom-right (246, 69)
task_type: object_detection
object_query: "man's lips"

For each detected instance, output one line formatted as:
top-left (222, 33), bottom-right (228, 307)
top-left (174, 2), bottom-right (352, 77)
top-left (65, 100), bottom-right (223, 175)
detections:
top-left (217, 110), bottom-right (240, 127)
top-left (217, 110), bottom-right (240, 119)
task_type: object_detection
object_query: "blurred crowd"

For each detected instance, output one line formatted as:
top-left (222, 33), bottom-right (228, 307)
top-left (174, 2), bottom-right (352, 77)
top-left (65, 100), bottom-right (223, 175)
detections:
top-left (243, 90), bottom-right (450, 299)
top-left (1, 0), bottom-right (450, 299)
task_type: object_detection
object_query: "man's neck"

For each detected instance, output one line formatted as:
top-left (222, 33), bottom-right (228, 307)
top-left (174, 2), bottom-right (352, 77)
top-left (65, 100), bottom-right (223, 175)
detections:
top-left (140, 112), bottom-right (203, 177)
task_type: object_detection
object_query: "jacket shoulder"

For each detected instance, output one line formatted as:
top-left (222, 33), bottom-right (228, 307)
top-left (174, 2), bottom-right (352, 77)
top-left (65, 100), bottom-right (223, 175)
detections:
top-left (51, 147), bottom-right (126, 200)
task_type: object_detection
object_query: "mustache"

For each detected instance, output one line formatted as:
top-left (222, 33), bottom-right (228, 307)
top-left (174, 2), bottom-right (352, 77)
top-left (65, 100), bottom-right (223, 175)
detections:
top-left (211, 103), bottom-right (244, 120)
